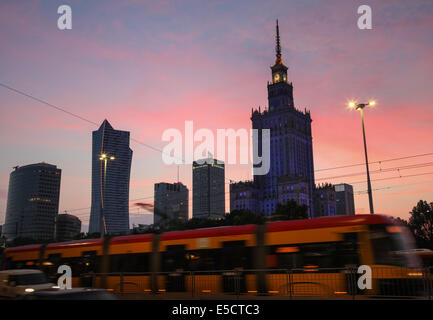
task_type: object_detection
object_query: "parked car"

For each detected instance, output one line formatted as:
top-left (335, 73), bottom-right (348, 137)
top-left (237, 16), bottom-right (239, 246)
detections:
top-left (20, 288), bottom-right (117, 300)
top-left (0, 269), bottom-right (55, 298)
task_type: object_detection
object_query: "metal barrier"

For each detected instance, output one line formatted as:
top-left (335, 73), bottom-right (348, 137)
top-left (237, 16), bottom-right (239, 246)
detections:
top-left (81, 266), bottom-right (433, 299)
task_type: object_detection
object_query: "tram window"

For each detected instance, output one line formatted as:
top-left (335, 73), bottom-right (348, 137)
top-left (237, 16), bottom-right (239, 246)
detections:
top-left (221, 241), bottom-right (251, 269)
top-left (109, 253), bottom-right (150, 272)
top-left (301, 243), bottom-right (336, 268)
top-left (271, 246), bottom-right (302, 269)
top-left (5, 258), bottom-right (12, 270)
top-left (369, 225), bottom-right (409, 267)
top-left (43, 254), bottom-right (62, 277)
top-left (185, 249), bottom-right (219, 271)
top-left (270, 240), bottom-right (359, 270)
top-left (81, 251), bottom-right (99, 273)
top-left (335, 233), bottom-right (359, 267)
top-left (24, 260), bottom-right (38, 269)
top-left (163, 245), bottom-right (187, 272)
top-left (62, 257), bottom-right (82, 277)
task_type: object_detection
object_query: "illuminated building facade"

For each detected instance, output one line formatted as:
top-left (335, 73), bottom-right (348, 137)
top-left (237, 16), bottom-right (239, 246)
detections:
top-left (314, 184), bottom-right (336, 217)
top-left (231, 20), bottom-right (315, 217)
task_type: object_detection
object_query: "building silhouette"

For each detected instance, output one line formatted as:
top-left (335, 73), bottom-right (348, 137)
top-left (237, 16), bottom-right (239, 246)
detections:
top-left (3, 163), bottom-right (61, 240)
top-left (193, 158), bottom-right (225, 219)
top-left (154, 182), bottom-right (189, 225)
top-left (335, 183), bottom-right (355, 215)
top-left (230, 181), bottom-right (259, 213)
top-left (56, 213), bottom-right (81, 241)
top-left (314, 184), bottom-right (336, 217)
top-left (89, 120), bottom-right (132, 235)
top-left (231, 20), bottom-right (315, 217)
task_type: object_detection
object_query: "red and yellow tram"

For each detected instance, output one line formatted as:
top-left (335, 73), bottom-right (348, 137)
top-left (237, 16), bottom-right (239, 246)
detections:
top-left (1, 214), bottom-right (424, 297)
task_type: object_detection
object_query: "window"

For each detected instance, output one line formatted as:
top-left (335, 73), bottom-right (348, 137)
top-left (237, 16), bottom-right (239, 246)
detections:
top-left (268, 237), bottom-right (359, 270)
top-left (185, 249), bottom-right (219, 271)
top-left (109, 253), bottom-right (150, 273)
top-left (221, 241), bottom-right (252, 270)
top-left (162, 245), bottom-right (187, 272)
top-left (369, 224), bottom-right (417, 267)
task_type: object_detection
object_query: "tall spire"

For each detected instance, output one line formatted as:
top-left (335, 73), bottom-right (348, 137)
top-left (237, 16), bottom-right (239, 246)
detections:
top-left (275, 19), bottom-right (282, 65)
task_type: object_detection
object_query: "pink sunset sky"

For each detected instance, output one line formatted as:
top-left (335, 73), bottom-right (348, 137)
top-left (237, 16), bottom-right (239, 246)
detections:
top-left (0, 0), bottom-right (432, 230)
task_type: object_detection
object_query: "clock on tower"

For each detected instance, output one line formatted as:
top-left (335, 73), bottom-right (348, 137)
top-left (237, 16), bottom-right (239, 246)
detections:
top-left (267, 19), bottom-right (294, 109)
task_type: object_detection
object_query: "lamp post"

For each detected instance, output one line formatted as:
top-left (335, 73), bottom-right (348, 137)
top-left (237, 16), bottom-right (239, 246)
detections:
top-left (348, 100), bottom-right (375, 214)
top-left (99, 153), bottom-right (115, 235)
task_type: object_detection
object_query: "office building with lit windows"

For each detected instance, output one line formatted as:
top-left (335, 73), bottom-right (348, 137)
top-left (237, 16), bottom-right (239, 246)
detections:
top-left (193, 158), bottom-right (225, 219)
top-left (3, 163), bottom-right (61, 240)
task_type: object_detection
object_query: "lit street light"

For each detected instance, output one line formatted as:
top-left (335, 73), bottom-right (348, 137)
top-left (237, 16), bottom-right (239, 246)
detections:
top-left (99, 153), bottom-right (115, 235)
top-left (348, 100), bottom-right (376, 214)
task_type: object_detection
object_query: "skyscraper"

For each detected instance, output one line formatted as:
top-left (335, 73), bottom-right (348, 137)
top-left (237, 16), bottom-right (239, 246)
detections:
top-left (89, 120), bottom-right (132, 235)
top-left (56, 213), bottom-right (82, 241)
top-left (3, 163), bottom-right (61, 240)
top-left (193, 158), bottom-right (225, 219)
top-left (314, 183), bottom-right (336, 217)
top-left (335, 183), bottom-right (355, 216)
top-left (154, 182), bottom-right (189, 225)
top-left (250, 20), bottom-right (315, 217)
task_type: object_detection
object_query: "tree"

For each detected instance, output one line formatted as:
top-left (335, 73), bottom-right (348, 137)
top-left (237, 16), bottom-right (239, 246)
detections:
top-left (271, 200), bottom-right (308, 221)
top-left (225, 210), bottom-right (265, 225)
top-left (407, 200), bottom-right (433, 250)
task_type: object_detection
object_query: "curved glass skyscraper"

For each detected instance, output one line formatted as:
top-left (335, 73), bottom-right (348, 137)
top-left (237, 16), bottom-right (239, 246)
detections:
top-left (89, 120), bottom-right (132, 235)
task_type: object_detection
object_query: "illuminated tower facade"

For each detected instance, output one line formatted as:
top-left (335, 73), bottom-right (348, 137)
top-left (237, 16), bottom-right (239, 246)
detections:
top-left (251, 20), bottom-right (315, 217)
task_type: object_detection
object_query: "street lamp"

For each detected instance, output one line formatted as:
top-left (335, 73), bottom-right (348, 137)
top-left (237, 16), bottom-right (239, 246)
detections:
top-left (348, 100), bottom-right (376, 214)
top-left (99, 153), bottom-right (115, 235)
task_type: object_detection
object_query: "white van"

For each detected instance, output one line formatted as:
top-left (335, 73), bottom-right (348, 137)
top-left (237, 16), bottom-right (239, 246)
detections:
top-left (0, 269), bottom-right (55, 298)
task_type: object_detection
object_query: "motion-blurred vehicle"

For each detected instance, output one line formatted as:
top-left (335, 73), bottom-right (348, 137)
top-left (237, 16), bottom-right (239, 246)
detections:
top-left (20, 287), bottom-right (117, 300)
top-left (0, 269), bottom-right (55, 298)
top-left (397, 249), bottom-right (433, 268)
top-left (0, 215), bottom-right (428, 297)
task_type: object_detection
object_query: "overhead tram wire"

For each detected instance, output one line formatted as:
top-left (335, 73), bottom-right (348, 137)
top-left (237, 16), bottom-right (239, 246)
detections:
top-left (3, 82), bottom-right (433, 216)
top-left (354, 179), bottom-right (433, 195)
top-left (346, 171), bottom-right (433, 185)
top-left (315, 152), bottom-right (433, 172)
top-left (2, 82), bottom-right (433, 178)
top-left (0, 82), bottom-right (184, 163)
top-left (0, 82), bottom-right (250, 186)
top-left (64, 171), bottom-right (433, 216)
top-left (315, 161), bottom-right (433, 181)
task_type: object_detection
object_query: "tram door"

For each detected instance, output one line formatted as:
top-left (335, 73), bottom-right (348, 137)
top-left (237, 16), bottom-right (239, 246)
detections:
top-left (337, 232), bottom-right (360, 295)
top-left (221, 241), bottom-right (248, 294)
top-left (80, 251), bottom-right (97, 287)
top-left (163, 245), bottom-right (187, 292)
